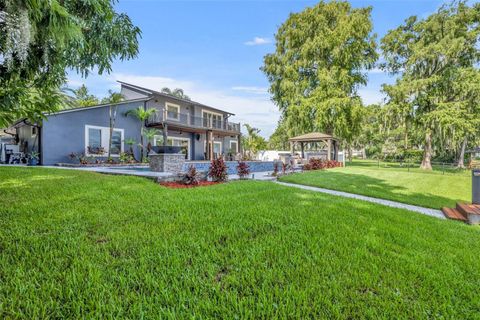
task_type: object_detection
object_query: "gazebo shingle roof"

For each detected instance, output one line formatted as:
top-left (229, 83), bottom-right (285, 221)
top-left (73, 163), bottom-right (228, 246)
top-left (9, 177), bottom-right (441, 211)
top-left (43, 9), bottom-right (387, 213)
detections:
top-left (288, 132), bottom-right (340, 142)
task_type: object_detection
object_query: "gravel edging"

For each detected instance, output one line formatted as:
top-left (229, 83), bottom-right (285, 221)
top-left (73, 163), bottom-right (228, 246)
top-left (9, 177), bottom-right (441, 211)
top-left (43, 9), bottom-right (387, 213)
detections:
top-left (275, 181), bottom-right (445, 219)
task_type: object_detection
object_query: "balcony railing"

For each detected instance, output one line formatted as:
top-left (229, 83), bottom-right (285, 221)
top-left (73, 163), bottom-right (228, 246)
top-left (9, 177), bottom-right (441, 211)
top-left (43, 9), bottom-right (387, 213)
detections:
top-left (147, 109), bottom-right (241, 133)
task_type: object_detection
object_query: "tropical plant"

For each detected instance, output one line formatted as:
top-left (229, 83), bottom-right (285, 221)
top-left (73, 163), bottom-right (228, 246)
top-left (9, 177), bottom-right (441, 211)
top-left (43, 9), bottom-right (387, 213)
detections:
top-left (124, 138), bottom-right (137, 161)
top-left (236, 161), bottom-right (250, 179)
top-left (0, 0), bottom-right (141, 127)
top-left (183, 165), bottom-right (200, 186)
top-left (125, 107), bottom-right (157, 161)
top-left (208, 158), bottom-right (228, 182)
top-left (73, 85), bottom-right (100, 107)
top-left (242, 124), bottom-right (267, 160)
top-left (161, 87), bottom-right (191, 101)
top-left (101, 90), bottom-right (124, 104)
top-left (144, 128), bottom-right (159, 154)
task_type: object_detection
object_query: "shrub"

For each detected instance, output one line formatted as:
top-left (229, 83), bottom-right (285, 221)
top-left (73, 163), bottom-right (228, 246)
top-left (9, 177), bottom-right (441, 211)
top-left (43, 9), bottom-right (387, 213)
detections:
top-left (272, 162), bottom-right (280, 176)
top-left (119, 152), bottom-right (135, 163)
top-left (304, 158), bottom-right (342, 171)
top-left (237, 161), bottom-right (250, 179)
top-left (208, 158), bottom-right (228, 182)
top-left (69, 152), bottom-right (89, 165)
top-left (183, 165), bottom-right (199, 185)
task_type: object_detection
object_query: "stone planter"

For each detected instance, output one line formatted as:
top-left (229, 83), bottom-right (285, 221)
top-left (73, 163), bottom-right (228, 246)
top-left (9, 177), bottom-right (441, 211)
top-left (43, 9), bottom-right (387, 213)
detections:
top-left (149, 153), bottom-right (185, 173)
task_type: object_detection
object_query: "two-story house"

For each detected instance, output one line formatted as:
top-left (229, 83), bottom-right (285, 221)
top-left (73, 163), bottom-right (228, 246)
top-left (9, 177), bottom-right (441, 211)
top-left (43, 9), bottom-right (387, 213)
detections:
top-left (9, 81), bottom-right (241, 165)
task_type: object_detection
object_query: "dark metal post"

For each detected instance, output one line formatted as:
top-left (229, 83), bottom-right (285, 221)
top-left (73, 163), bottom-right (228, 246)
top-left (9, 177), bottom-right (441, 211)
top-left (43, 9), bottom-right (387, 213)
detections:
top-left (473, 169), bottom-right (480, 204)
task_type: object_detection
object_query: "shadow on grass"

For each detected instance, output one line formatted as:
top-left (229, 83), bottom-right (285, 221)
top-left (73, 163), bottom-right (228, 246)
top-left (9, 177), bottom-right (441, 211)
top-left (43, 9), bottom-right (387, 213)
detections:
top-left (280, 170), bottom-right (467, 209)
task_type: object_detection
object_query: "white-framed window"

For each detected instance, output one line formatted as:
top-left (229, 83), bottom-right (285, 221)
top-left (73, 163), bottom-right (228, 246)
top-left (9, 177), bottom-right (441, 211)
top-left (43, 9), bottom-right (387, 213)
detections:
top-left (202, 109), bottom-right (223, 129)
top-left (229, 140), bottom-right (238, 153)
top-left (166, 102), bottom-right (180, 121)
top-left (213, 141), bottom-right (222, 155)
top-left (85, 125), bottom-right (124, 156)
top-left (154, 135), bottom-right (190, 160)
top-left (204, 140), bottom-right (223, 156)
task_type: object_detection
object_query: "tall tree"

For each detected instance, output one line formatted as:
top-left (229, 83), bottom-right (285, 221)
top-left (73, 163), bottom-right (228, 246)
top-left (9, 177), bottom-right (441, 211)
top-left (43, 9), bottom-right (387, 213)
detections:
top-left (242, 124), bottom-right (267, 159)
top-left (381, 1), bottom-right (480, 169)
top-left (161, 87), bottom-right (191, 101)
top-left (0, 0), bottom-right (141, 126)
top-left (125, 107), bottom-right (157, 162)
top-left (262, 1), bottom-right (377, 144)
top-left (268, 119), bottom-right (289, 150)
top-left (73, 85), bottom-right (100, 107)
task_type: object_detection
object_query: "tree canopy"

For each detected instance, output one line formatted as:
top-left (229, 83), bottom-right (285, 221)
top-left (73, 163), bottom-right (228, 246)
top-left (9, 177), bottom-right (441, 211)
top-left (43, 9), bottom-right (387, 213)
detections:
top-left (0, 0), bottom-right (141, 126)
top-left (381, 0), bottom-right (480, 169)
top-left (161, 88), bottom-right (191, 101)
top-left (262, 0), bottom-right (377, 146)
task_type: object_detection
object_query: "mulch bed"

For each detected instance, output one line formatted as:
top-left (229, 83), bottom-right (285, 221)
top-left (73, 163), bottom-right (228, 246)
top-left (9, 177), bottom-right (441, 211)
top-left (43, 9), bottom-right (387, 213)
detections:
top-left (159, 181), bottom-right (221, 189)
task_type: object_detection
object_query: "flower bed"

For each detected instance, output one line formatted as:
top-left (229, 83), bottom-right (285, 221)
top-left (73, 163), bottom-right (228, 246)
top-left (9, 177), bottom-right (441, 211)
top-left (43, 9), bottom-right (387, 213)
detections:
top-left (159, 181), bottom-right (221, 189)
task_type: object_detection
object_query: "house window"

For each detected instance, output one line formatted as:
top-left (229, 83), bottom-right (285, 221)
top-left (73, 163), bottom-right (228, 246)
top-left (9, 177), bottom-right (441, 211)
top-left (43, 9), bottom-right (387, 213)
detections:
top-left (166, 103), bottom-right (180, 120)
top-left (202, 110), bottom-right (223, 129)
top-left (110, 131), bottom-right (122, 155)
top-left (31, 127), bottom-right (38, 137)
top-left (213, 141), bottom-right (222, 155)
top-left (85, 125), bottom-right (124, 156)
top-left (229, 140), bottom-right (238, 153)
top-left (88, 128), bottom-right (102, 149)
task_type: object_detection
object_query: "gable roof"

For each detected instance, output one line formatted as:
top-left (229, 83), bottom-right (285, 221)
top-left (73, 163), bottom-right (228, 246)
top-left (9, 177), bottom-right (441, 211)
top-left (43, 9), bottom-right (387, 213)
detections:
top-left (118, 81), bottom-right (235, 116)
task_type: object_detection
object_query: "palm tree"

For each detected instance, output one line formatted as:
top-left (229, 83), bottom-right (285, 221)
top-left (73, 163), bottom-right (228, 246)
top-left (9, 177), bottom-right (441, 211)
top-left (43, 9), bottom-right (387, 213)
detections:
top-left (161, 87), bottom-right (191, 100)
top-left (125, 107), bottom-right (157, 161)
top-left (124, 138), bottom-right (137, 161)
top-left (144, 128), bottom-right (159, 154)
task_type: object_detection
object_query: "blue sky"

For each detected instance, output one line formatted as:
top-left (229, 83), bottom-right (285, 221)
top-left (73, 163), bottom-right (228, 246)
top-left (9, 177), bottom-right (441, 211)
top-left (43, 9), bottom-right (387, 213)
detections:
top-left (68, 0), bottom-right (446, 137)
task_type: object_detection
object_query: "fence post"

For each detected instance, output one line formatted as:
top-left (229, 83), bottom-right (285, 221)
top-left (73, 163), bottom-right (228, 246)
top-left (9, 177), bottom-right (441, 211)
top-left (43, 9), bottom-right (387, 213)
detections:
top-left (442, 162), bottom-right (445, 175)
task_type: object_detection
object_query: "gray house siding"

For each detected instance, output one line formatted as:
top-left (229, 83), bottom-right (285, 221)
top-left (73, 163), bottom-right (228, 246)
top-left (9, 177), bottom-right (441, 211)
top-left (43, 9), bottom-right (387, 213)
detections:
top-left (120, 86), bottom-right (149, 100)
top-left (41, 101), bottom-right (145, 165)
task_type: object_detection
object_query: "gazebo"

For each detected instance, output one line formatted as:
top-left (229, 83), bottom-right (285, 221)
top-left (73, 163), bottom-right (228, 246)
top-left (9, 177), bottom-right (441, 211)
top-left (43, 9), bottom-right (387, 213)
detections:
top-left (289, 132), bottom-right (340, 161)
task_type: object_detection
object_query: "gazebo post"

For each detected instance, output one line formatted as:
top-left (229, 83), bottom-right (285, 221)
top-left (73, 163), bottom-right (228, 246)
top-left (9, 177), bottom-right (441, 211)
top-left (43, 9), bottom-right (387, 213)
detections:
top-left (290, 141), bottom-right (294, 154)
top-left (300, 142), bottom-right (305, 159)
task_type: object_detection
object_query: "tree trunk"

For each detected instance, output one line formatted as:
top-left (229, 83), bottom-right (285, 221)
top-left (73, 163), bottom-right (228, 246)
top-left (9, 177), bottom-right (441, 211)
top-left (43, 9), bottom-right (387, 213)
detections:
top-left (140, 127), bottom-right (144, 162)
top-left (420, 129), bottom-right (433, 170)
top-left (348, 144), bottom-right (353, 162)
top-left (456, 137), bottom-right (467, 169)
top-left (107, 106), bottom-right (117, 159)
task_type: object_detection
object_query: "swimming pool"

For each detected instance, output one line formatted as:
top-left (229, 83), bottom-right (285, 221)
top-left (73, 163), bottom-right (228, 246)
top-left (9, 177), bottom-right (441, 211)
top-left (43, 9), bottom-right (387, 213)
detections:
top-left (110, 161), bottom-right (278, 174)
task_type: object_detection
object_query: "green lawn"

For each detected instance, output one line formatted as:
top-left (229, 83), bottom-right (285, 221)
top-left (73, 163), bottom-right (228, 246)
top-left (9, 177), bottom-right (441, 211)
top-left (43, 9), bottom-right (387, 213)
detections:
top-left (280, 160), bottom-right (471, 209)
top-left (1, 167), bottom-right (480, 318)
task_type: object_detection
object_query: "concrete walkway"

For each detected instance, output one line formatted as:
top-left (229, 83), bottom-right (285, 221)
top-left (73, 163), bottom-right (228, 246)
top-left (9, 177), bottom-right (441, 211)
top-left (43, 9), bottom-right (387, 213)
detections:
top-left (275, 181), bottom-right (445, 219)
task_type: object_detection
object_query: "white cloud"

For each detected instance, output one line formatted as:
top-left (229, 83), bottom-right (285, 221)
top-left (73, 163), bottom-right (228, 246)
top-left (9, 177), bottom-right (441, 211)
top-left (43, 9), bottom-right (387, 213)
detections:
top-left (231, 86), bottom-right (269, 95)
top-left (244, 37), bottom-right (272, 46)
top-left (110, 73), bottom-right (280, 138)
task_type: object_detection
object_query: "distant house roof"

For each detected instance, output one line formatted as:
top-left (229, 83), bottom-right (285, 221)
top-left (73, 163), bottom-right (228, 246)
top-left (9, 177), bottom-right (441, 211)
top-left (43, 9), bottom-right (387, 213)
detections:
top-left (289, 132), bottom-right (340, 142)
top-left (118, 81), bottom-right (235, 116)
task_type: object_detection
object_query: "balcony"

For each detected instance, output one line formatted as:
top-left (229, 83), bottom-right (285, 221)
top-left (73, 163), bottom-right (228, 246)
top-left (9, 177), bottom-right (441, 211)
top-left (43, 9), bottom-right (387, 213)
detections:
top-left (147, 109), bottom-right (241, 133)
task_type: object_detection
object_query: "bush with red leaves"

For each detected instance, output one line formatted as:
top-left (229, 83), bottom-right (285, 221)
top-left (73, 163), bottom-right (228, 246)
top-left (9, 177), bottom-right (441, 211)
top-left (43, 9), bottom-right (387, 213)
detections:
top-left (303, 158), bottom-right (342, 171)
top-left (236, 161), bottom-right (250, 179)
top-left (208, 158), bottom-right (228, 182)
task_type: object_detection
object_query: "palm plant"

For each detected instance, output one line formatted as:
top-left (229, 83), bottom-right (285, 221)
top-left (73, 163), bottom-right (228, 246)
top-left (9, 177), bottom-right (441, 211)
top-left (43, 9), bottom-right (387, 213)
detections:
top-left (124, 138), bottom-right (137, 161)
top-left (125, 107), bottom-right (157, 161)
top-left (144, 128), bottom-right (159, 154)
